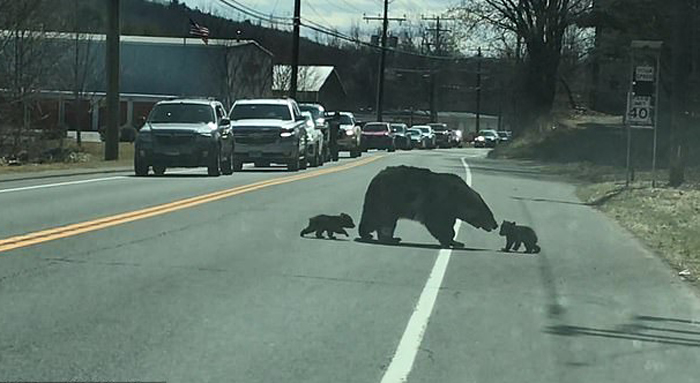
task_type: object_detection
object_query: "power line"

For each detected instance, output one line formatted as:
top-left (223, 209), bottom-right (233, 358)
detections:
top-left (216, 0), bottom-right (292, 25)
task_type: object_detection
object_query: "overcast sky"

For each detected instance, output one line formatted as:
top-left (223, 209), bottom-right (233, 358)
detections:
top-left (181, 0), bottom-right (457, 37)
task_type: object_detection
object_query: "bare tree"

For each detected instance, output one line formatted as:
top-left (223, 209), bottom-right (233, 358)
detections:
top-left (0, 0), bottom-right (64, 157)
top-left (216, 41), bottom-right (273, 107)
top-left (451, 0), bottom-right (594, 132)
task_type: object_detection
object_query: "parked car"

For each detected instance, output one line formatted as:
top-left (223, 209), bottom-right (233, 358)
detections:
top-left (473, 129), bottom-right (500, 148)
top-left (407, 128), bottom-right (429, 149)
top-left (428, 123), bottom-right (452, 148)
top-left (228, 98), bottom-right (309, 172)
top-left (411, 125), bottom-right (437, 149)
top-left (390, 123), bottom-right (412, 150)
top-left (299, 103), bottom-right (330, 161)
top-left (332, 111), bottom-right (362, 158)
top-left (497, 130), bottom-right (512, 143)
top-left (134, 98), bottom-right (234, 177)
top-left (361, 122), bottom-right (396, 151)
top-left (301, 111), bottom-right (325, 167)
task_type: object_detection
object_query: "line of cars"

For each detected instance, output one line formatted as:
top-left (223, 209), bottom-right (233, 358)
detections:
top-left (134, 98), bottom-right (367, 176)
top-left (471, 129), bottom-right (512, 148)
top-left (133, 97), bottom-right (468, 177)
top-left (359, 122), bottom-right (464, 151)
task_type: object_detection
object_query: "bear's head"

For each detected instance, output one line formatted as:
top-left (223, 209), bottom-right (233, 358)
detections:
top-left (451, 178), bottom-right (499, 232)
top-left (499, 220), bottom-right (515, 236)
top-left (339, 213), bottom-right (356, 228)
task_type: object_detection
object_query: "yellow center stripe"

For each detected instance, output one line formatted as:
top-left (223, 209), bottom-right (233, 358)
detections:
top-left (0, 155), bottom-right (383, 254)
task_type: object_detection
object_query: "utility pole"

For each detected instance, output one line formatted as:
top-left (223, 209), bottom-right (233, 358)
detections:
top-left (422, 15), bottom-right (454, 122)
top-left (290, 0), bottom-right (301, 99)
top-left (105, 0), bottom-right (120, 160)
top-left (475, 47), bottom-right (482, 133)
top-left (364, 6), bottom-right (405, 121)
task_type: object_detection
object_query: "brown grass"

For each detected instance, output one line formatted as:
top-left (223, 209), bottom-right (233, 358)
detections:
top-left (0, 142), bottom-right (134, 175)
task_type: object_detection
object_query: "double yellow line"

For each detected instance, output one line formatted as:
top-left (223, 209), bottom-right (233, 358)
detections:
top-left (0, 155), bottom-right (383, 254)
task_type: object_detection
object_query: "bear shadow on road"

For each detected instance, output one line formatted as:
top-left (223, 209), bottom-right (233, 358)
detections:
top-left (353, 237), bottom-right (494, 253)
top-left (301, 236), bottom-right (350, 242)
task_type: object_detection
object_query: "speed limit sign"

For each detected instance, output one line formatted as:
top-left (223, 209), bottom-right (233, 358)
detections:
top-left (627, 96), bottom-right (652, 126)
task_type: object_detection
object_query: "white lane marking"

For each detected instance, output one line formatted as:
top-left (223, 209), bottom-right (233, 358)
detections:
top-left (0, 176), bottom-right (127, 194)
top-left (461, 157), bottom-right (472, 186)
top-left (0, 168), bottom-right (205, 194)
top-left (380, 157), bottom-right (472, 383)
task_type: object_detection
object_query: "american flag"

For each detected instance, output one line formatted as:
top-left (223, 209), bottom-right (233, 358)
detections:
top-left (189, 18), bottom-right (210, 45)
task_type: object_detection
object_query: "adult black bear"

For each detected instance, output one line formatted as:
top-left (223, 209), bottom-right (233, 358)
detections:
top-left (358, 165), bottom-right (498, 248)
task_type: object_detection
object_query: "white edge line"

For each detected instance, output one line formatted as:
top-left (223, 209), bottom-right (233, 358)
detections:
top-left (380, 157), bottom-right (471, 383)
top-left (0, 176), bottom-right (127, 194)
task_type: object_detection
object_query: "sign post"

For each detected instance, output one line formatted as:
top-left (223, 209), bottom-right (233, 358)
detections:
top-left (626, 41), bottom-right (662, 187)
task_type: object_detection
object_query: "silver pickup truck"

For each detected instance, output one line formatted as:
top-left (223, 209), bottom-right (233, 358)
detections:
top-left (228, 99), bottom-right (309, 172)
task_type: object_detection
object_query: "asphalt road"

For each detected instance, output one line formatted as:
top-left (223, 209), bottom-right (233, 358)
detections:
top-left (1, 148), bottom-right (699, 382)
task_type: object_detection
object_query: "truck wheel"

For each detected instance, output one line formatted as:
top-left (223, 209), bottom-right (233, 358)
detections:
top-left (287, 158), bottom-right (300, 172)
top-left (153, 165), bottom-right (166, 176)
top-left (221, 149), bottom-right (234, 175)
top-left (300, 154), bottom-right (308, 170)
top-left (309, 146), bottom-right (319, 167)
top-left (134, 157), bottom-right (149, 176)
top-left (208, 149), bottom-right (221, 177)
top-left (233, 160), bottom-right (243, 172)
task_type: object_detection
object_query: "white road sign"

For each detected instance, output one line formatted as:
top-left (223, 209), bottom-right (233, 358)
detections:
top-left (627, 95), bottom-right (653, 126)
top-left (635, 66), bottom-right (655, 82)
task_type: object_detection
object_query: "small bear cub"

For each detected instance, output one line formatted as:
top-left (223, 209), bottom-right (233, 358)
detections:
top-left (300, 213), bottom-right (356, 239)
top-left (499, 220), bottom-right (541, 253)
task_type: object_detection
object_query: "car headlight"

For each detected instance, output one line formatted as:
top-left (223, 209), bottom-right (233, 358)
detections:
top-left (345, 130), bottom-right (354, 136)
top-left (477, 136), bottom-right (485, 141)
top-left (280, 130), bottom-right (296, 138)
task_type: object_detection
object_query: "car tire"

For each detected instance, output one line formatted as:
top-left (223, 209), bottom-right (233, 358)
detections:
top-left (208, 149), bottom-right (221, 177)
top-left (134, 157), bottom-right (149, 176)
top-left (233, 160), bottom-right (243, 172)
top-left (350, 148), bottom-right (359, 158)
top-left (388, 144), bottom-right (396, 152)
top-left (309, 146), bottom-right (319, 167)
top-left (153, 165), bottom-right (166, 176)
top-left (287, 157), bottom-right (300, 172)
top-left (221, 148), bottom-right (234, 176)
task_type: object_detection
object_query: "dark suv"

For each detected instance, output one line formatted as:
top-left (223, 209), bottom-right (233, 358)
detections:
top-left (134, 99), bottom-right (234, 177)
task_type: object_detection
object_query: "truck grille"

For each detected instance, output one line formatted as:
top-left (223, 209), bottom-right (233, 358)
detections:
top-left (154, 133), bottom-right (195, 145)
top-left (234, 129), bottom-right (279, 145)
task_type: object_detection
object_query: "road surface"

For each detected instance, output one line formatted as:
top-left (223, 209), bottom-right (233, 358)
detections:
top-left (0, 148), bottom-right (698, 382)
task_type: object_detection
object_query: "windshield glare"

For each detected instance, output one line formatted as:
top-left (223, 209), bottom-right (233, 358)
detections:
top-left (299, 105), bottom-right (323, 120)
top-left (230, 104), bottom-right (291, 121)
top-left (148, 104), bottom-right (215, 124)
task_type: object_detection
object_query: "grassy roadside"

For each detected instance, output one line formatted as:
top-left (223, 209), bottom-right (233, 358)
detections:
top-left (492, 132), bottom-right (700, 287)
top-left (0, 142), bottom-right (134, 175)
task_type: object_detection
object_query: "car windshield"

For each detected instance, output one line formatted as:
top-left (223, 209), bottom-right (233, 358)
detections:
top-left (498, 132), bottom-right (509, 138)
top-left (299, 105), bottom-right (323, 120)
top-left (363, 123), bottom-right (388, 132)
top-left (230, 104), bottom-right (291, 121)
top-left (418, 127), bottom-right (430, 133)
top-left (407, 129), bottom-right (421, 136)
top-left (148, 103), bottom-right (215, 124)
top-left (481, 130), bottom-right (498, 137)
top-left (338, 115), bottom-right (354, 125)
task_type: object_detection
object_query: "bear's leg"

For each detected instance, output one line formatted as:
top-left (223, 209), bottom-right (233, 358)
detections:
top-left (513, 241), bottom-right (522, 251)
top-left (377, 217), bottom-right (401, 244)
top-left (326, 230), bottom-right (336, 239)
top-left (315, 230), bottom-right (324, 238)
top-left (336, 228), bottom-right (349, 237)
top-left (425, 217), bottom-right (463, 248)
top-left (502, 239), bottom-right (513, 252)
top-left (358, 214), bottom-right (376, 240)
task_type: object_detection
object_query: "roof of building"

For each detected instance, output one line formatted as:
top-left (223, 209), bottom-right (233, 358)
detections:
top-left (272, 65), bottom-right (344, 93)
